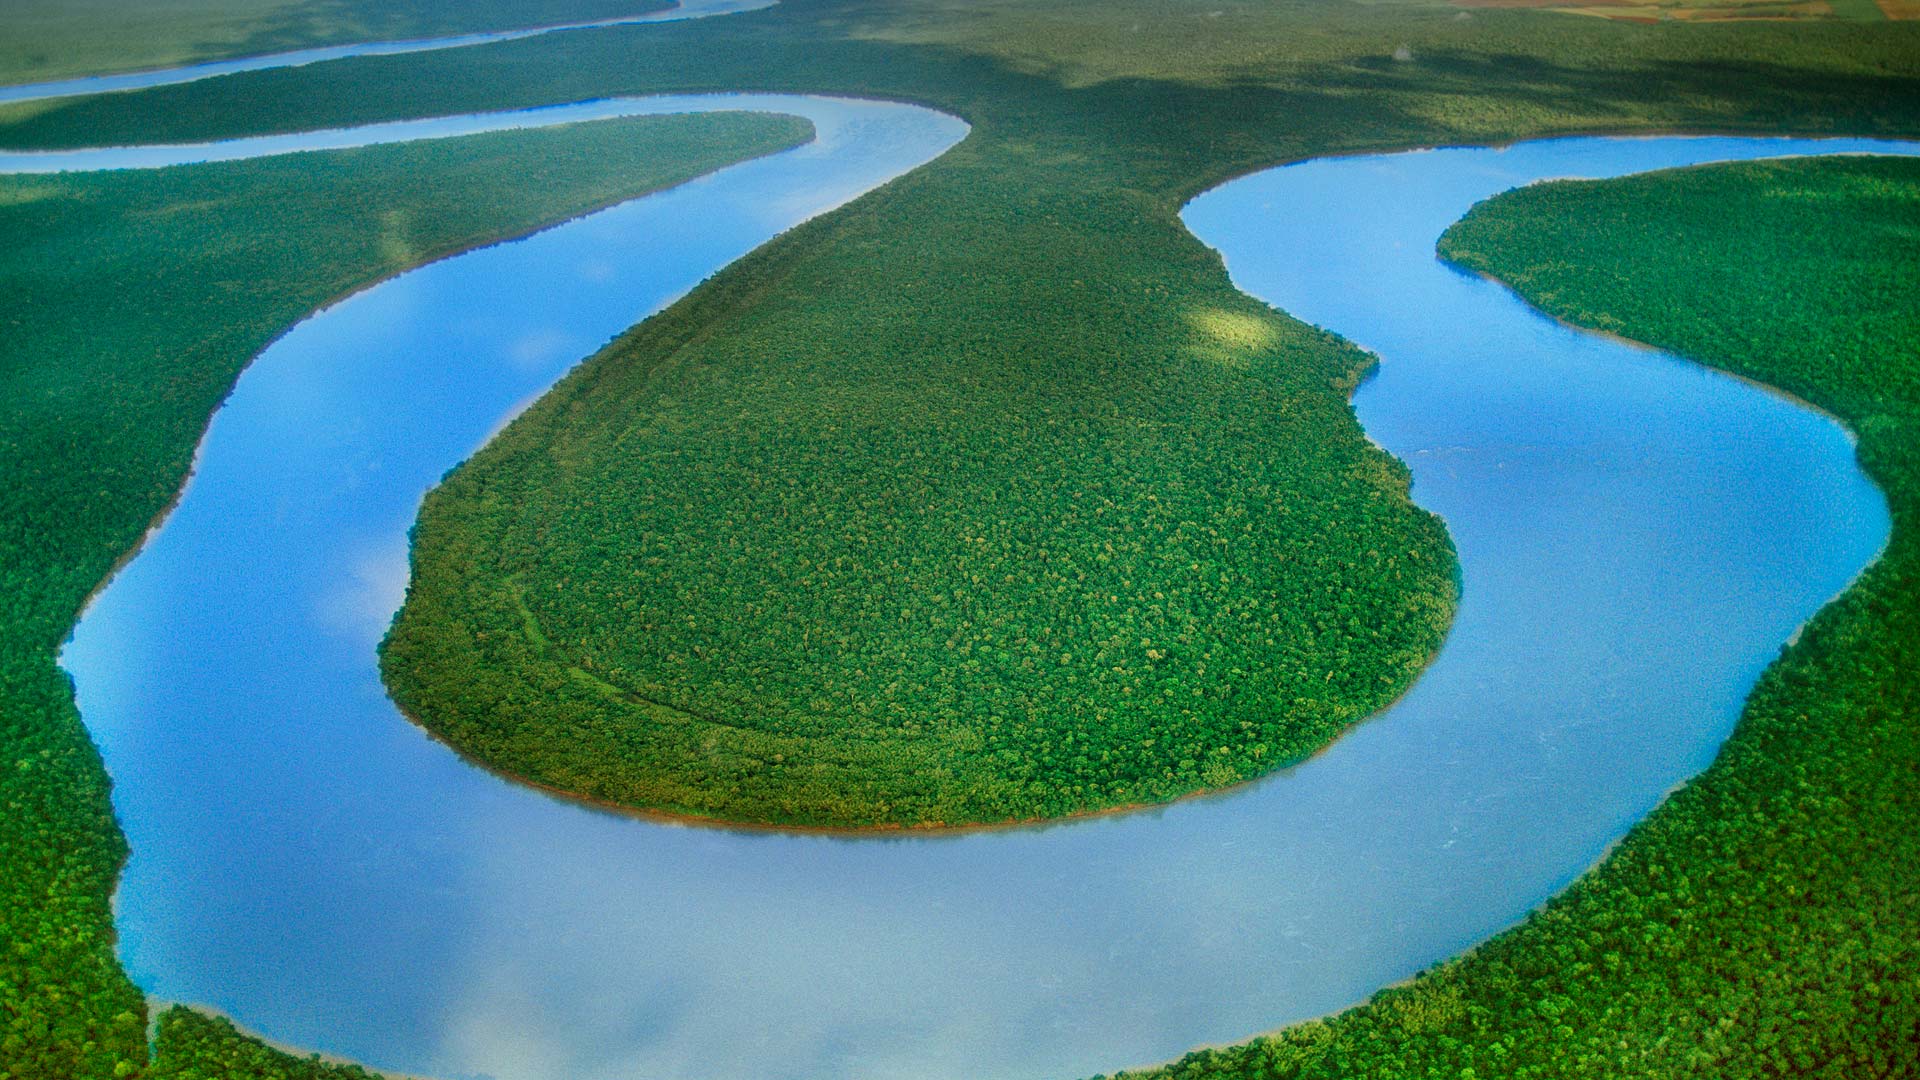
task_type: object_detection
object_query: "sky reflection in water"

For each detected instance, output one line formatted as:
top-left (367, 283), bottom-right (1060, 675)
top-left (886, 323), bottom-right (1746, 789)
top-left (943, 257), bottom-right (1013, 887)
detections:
top-left (58, 124), bottom-right (1919, 1079)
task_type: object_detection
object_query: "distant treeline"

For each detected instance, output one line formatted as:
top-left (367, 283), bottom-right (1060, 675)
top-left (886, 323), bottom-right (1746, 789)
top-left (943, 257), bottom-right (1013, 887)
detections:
top-left (0, 0), bottom-right (672, 87)
top-left (1115, 154), bottom-right (1920, 1080)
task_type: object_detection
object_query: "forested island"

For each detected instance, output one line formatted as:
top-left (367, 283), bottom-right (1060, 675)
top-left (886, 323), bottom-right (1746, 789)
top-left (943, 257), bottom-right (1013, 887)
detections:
top-left (376, 114), bottom-right (1459, 828)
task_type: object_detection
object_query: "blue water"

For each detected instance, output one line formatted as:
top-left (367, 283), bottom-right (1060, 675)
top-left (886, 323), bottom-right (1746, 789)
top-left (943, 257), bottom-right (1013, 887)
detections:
top-left (0, 0), bottom-right (772, 105)
top-left (43, 120), bottom-right (1916, 1080)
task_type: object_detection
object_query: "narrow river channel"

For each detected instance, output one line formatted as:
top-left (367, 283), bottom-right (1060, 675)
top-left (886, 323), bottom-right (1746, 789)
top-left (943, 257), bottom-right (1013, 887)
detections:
top-left (32, 115), bottom-right (1917, 1079)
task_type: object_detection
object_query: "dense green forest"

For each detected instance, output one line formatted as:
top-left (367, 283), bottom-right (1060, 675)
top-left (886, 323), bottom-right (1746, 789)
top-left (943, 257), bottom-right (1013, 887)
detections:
top-left (4, 0), bottom-right (1920, 1074)
top-left (1114, 154), bottom-right (1920, 1080)
top-left (0, 0), bottom-right (669, 87)
top-left (379, 99), bottom-right (1460, 829)
top-left (0, 111), bottom-right (808, 1079)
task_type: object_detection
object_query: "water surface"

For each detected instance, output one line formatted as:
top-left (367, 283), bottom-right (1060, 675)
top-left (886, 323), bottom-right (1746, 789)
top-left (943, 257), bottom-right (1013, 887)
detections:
top-left (51, 127), bottom-right (1917, 1079)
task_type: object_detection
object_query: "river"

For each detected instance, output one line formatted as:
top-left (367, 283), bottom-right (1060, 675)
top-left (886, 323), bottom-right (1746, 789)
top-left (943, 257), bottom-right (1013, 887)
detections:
top-left (31, 108), bottom-right (1915, 1079)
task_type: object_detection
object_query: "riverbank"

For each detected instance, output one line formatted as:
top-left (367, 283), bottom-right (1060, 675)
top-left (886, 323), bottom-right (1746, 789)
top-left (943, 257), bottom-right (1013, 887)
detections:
top-left (1120, 149), bottom-right (1920, 1080)
top-left (0, 111), bottom-right (813, 1080)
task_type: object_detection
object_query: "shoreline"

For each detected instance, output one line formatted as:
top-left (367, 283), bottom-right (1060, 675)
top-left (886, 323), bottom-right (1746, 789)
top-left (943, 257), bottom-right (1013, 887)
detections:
top-left (53, 110), bottom-right (818, 652)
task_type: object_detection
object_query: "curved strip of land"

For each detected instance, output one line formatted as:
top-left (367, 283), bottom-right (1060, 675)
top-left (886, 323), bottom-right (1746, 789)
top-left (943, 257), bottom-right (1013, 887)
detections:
top-left (0, 0), bottom-right (772, 104)
top-left (374, 92), bottom-right (1460, 828)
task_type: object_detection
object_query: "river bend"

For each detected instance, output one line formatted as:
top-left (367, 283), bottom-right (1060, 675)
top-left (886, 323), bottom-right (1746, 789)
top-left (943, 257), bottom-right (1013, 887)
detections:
top-left (37, 118), bottom-right (1918, 1079)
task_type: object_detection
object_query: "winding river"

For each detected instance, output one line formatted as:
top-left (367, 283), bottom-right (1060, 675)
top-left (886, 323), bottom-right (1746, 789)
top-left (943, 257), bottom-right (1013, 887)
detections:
top-left (26, 88), bottom-right (1916, 1080)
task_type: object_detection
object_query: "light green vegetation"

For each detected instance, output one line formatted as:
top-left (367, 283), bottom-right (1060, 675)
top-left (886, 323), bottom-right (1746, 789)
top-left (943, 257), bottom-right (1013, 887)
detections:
top-left (1, 0), bottom-right (1919, 1072)
top-left (0, 110), bottom-right (810, 1078)
top-left (1444, 0), bottom-right (1890, 28)
top-left (0, 0), bottom-right (671, 88)
top-left (1116, 154), bottom-right (1920, 1080)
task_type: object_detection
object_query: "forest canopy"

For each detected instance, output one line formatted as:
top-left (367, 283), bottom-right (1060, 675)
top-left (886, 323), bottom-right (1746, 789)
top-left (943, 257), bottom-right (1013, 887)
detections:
top-left (377, 120), bottom-right (1460, 830)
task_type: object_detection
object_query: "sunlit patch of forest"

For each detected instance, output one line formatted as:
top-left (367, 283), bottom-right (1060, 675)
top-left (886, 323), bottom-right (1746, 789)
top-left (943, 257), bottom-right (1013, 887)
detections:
top-left (145, 1010), bottom-right (381, 1080)
top-left (1116, 153), bottom-right (1920, 1080)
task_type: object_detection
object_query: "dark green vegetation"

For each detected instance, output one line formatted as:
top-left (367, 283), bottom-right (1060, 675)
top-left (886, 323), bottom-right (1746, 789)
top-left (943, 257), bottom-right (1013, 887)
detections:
top-left (1117, 154), bottom-right (1920, 1080)
top-left (0, 111), bottom-right (810, 1079)
top-left (0, 0), bottom-right (669, 88)
top-left (146, 1009), bottom-right (380, 1080)
top-left (3, 0), bottom-right (1920, 1073)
